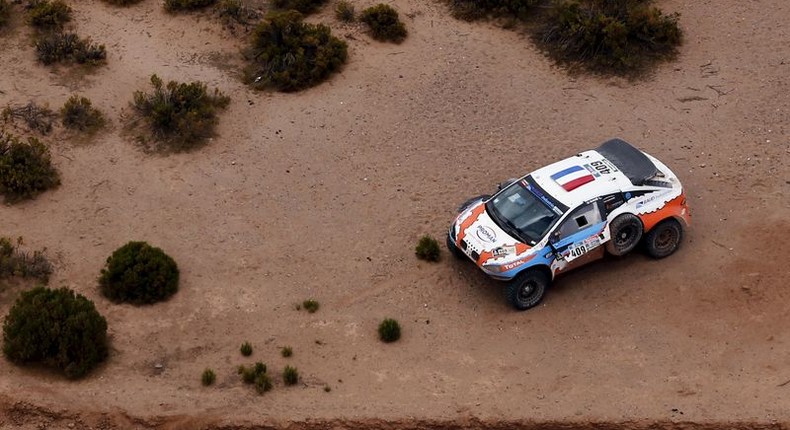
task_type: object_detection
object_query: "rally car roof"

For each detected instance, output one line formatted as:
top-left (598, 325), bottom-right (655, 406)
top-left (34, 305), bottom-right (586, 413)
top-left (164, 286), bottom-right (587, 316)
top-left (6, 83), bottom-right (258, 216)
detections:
top-left (529, 139), bottom-right (658, 209)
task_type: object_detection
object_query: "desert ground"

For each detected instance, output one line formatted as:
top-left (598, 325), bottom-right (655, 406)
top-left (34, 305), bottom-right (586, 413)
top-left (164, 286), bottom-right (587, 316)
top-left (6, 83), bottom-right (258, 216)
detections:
top-left (1, 0), bottom-right (789, 428)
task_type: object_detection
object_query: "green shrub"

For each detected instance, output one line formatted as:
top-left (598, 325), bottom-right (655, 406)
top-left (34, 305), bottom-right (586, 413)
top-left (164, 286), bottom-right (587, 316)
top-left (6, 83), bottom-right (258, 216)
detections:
top-left (2, 102), bottom-right (57, 134)
top-left (334, 0), bottom-right (354, 21)
top-left (2, 286), bottom-right (108, 378)
top-left (240, 341), bottom-right (253, 356)
top-left (0, 0), bottom-right (11, 28)
top-left (302, 299), bottom-right (319, 313)
top-left (201, 368), bottom-right (216, 386)
top-left (281, 346), bottom-right (292, 357)
top-left (378, 318), bottom-right (400, 343)
top-left (216, 0), bottom-right (258, 24)
top-left (255, 372), bottom-right (272, 393)
top-left (283, 365), bottom-right (298, 385)
top-left (446, 0), bottom-right (537, 21)
top-left (132, 74), bottom-right (230, 151)
top-left (239, 365), bottom-right (257, 383)
top-left (27, 0), bottom-right (72, 30)
top-left (60, 95), bottom-right (105, 132)
top-left (415, 235), bottom-right (440, 261)
top-left (0, 237), bottom-right (52, 282)
top-left (360, 4), bottom-right (407, 43)
top-left (538, 0), bottom-right (682, 72)
top-left (164, 0), bottom-right (217, 12)
top-left (244, 11), bottom-right (347, 92)
top-left (238, 362), bottom-right (270, 393)
top-left (101, 0), bottom-right (143, 6)
top-left (270, 0), bottom-right (327, 15)
top-left (0, 132), bottom-right (60, 202)
top-left (217, 0), bottom-right (241, 17)
top-left (35, 32), bottom-right (107, 65)
top-left (98, 241), bottom-right (179, 305)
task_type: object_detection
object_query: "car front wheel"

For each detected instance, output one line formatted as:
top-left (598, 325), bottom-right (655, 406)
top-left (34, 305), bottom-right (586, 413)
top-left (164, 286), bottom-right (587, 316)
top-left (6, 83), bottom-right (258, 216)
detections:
top-left (506, 269), bottom-right (549, 311)
top-left (605, 213), bottom-right (643, 256)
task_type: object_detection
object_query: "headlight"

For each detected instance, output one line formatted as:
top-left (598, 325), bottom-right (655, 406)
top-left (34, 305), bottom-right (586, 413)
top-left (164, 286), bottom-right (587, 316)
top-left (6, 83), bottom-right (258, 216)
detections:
top-left (482, 263), bottom-right (504, 273)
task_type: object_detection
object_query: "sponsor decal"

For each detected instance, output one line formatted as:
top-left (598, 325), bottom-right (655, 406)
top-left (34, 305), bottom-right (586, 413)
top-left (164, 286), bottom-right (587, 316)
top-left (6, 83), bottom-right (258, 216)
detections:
top-left (476, 225), bottom-right (497, 243)
top-left (502, 259), bottom-right (526, 271)
top-left (635, 191), bottom-right (670, 209)
top-left (583, 164), bottom-right (602, 178)
top-left (492, 245), bottom-right (516, 258)
top-left (564, 236), bottom-right (602, 260)
top-left (550, 165), bottom-right (595, 191)
top-left (523, 180), bottom-right (564, 215)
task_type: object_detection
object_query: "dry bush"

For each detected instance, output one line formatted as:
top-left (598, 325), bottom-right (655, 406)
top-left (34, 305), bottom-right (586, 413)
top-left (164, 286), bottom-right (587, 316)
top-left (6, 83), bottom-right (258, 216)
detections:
top-left (271, 0), bottom-right (327, 15)
top-left (2, 286), bottom-right (108, 378)
top-left (26, 0), bottom-right (71, 30)
top-left (244, 11), bottom-right (347, 92)
top-left (360, 4), bottom-right (407, 43)
top-left (61, 95), bottom-right (105, 132)
top-left (132, 74), bottom-right (230, 151)
top-left (415, 235), bottom-right (440, 261)
top-left (2, 102), bottom-right (57, 134)
top-left (0, 0), bottom-right (11, 28)
top-left (164, 0), bottom-right (217, 12)
top-left (216, 0), bottom-right (259, 26)
top-left (538, 0), bottom-right (682, 72)
top-left (0, 131), bottom-right (60, 202)
top-left (35, 31), bottom-right (107, 65)
top-left (101, 0), bottom-right (144, 6)
top-left (0, 237), bottom-right (52, 283)
top-left (99, 241), bottom-right (180, 304)
top-left (446, 0), bottom-right (537, 21)
top-left (334, 0), bottom-right (354, 21)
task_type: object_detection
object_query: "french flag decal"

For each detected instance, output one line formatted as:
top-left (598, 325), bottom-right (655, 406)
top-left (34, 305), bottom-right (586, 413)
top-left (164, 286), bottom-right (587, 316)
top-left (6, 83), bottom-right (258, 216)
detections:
top-left (551, 165), bottom-right (595, 191)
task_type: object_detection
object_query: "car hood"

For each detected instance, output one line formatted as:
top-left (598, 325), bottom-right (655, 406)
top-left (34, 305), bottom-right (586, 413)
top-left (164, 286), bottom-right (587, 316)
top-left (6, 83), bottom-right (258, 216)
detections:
top-left (455, 202), bottom-right (529, 264)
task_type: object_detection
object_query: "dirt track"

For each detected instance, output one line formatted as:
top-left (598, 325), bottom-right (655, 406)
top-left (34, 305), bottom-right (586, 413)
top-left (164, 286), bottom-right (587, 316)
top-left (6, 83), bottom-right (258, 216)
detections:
top-left (2, 398), bottom-right (789, 430)
top-left (1, 0), bottom-right (789, 427)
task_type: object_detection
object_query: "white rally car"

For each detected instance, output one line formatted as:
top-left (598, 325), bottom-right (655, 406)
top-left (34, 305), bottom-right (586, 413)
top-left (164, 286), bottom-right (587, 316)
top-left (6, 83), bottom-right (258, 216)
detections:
top-left (447, 138), bottom-right (691, 311)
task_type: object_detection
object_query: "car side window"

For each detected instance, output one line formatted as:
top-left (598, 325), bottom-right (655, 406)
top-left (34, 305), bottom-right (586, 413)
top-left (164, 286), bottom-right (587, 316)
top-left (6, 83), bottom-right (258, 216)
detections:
top-left (556, 203), bottom-right (602, 239)
top-left (602, 193), bottom-right (626, 216)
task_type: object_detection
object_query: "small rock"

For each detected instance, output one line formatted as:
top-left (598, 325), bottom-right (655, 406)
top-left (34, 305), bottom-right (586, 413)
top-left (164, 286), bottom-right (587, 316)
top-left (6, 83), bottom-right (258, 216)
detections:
top-left (154, 363), bottom-right (164, 370)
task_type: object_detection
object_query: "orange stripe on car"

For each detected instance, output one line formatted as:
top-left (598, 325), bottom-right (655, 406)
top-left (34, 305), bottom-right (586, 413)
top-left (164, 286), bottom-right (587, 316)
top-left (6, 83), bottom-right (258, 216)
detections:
top-left (456, 203), bottom-right (486, 245)
top-left (638, 193), bottom-right (691, 232)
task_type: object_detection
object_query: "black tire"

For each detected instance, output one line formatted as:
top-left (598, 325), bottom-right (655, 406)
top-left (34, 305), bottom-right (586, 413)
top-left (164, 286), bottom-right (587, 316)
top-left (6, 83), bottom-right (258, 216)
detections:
top-left (644, 218), bottom-right (683, 259)
top-left (506, 269), bottom-right (549, 311)
top-left (446, 233), bottom-right (465, 260)
top-left (605, 213), bottom-right (643, 256)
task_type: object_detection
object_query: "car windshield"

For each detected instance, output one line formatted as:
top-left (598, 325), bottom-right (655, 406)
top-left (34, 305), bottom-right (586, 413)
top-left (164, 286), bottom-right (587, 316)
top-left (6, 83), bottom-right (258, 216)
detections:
top-left (486, 181), bottom-right (559, 244)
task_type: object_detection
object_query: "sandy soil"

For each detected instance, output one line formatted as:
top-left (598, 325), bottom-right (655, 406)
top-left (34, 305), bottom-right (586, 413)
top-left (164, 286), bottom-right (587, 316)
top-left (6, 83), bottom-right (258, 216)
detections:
top-left (1, 0), bottom-right (789, 428)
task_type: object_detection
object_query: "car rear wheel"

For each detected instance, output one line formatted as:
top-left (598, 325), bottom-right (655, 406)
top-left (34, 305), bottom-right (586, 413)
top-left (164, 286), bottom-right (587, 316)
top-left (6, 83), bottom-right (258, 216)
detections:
top-left (605, 213), bottom-right (643, 256)
top-left (644, 218), bottom-right (683, 259)
top-left (506, 269), bottom-right (549, 311)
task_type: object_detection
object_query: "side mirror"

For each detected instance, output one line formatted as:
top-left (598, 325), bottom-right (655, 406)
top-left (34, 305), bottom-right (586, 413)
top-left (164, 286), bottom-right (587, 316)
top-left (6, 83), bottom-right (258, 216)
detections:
top-left (549, 230), bottom-right (561, 244)
top-left (497, 178), bottom-right (518, 191)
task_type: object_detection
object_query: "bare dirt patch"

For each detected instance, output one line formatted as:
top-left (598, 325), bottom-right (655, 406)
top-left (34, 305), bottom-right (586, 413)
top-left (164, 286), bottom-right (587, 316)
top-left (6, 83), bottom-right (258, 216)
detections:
top-left (1, 0), bottom-right (789, 427)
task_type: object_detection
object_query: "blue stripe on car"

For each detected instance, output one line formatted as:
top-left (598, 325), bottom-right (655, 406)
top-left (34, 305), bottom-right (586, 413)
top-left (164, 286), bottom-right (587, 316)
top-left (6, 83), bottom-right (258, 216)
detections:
top-left (550, 165), bottom-right (584, 180)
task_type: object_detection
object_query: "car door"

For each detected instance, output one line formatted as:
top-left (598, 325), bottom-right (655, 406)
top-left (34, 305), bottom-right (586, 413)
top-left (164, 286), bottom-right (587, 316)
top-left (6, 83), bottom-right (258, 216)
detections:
top-left (549, 201), bottom-right (607, 266)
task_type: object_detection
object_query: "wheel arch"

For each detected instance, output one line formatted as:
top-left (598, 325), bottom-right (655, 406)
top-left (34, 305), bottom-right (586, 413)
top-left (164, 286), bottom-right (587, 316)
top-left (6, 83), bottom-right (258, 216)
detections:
top-left (516, 263), bottom-right (554, 282)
